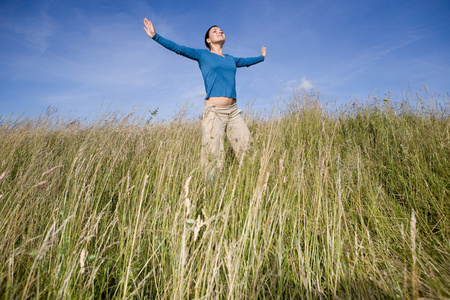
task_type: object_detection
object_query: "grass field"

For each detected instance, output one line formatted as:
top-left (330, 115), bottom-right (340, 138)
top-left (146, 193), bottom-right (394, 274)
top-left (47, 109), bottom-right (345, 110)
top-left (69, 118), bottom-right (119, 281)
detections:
top-left (0, 89), bottom-right (449, 299)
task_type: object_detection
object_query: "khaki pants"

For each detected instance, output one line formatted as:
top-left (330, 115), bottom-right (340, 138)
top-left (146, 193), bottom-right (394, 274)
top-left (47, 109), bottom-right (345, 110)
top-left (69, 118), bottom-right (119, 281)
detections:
top-left (201, 103), bottom-right (252, 177)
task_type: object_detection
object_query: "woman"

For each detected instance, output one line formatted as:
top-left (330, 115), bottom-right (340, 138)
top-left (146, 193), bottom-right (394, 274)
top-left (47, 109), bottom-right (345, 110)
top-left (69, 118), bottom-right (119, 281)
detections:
top-left (143, 18), bottom-right (266, 178)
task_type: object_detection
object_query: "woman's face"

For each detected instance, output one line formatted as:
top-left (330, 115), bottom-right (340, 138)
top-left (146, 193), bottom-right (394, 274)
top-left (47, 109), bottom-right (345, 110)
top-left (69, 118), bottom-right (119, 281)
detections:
top-left (207, 27), bottom-right (225, 47)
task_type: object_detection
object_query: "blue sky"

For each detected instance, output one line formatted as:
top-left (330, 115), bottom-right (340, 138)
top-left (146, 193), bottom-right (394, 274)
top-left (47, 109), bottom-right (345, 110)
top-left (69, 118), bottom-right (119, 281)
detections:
top-left (1, 0), bottom-right (449, 120)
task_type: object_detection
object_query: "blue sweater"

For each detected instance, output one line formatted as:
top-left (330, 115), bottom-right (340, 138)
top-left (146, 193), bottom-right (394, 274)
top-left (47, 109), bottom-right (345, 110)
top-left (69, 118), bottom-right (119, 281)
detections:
top-left (152, 33), bottom-right (264, 100)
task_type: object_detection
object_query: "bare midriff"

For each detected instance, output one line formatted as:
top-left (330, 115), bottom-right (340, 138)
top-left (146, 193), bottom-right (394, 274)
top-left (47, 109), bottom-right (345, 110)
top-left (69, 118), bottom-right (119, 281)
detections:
top-left (205, 97), bottom-right (236, 106)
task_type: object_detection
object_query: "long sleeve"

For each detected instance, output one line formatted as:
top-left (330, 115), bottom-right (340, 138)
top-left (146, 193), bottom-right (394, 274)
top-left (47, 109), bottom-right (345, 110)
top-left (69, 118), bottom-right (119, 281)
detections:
top-left (233, 55), bottom-right (265, 68)
top-left (152, 33), bottom-right (203, 61)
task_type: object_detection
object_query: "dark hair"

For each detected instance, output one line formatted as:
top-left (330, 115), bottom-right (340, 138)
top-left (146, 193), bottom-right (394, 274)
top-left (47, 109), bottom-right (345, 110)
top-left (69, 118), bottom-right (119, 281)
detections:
top-left (204, 25), bottom-right (219, 49)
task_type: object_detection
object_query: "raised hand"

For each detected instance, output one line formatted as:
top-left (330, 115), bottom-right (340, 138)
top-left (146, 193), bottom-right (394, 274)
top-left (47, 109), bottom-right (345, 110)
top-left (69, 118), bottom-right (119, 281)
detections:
top-left (143, 18), bottom-right (156, 38)
top-left (261, 46), bottom-right (266, 58)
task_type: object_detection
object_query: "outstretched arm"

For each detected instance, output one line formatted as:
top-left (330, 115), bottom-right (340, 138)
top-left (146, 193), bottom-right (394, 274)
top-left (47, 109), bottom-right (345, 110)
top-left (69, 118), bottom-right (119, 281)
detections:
top-left (143, 18), bottom-right (202, 61)
top-left (233, 46), bottom-right (267, 68)
top-left (143, 18), bottom-right (156, 38)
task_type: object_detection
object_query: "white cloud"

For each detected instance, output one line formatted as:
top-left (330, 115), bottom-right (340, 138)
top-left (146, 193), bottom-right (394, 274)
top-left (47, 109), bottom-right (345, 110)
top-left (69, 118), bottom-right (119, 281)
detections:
top-left (299, 76), bottom-right (313, 90)
top-left (285, 76), bottom-right (313, 91)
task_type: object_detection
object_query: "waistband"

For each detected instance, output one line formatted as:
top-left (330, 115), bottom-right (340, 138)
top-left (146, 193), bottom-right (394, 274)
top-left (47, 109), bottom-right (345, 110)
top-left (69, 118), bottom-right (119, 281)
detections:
top-left (204, 103), bottom-right (237, 110)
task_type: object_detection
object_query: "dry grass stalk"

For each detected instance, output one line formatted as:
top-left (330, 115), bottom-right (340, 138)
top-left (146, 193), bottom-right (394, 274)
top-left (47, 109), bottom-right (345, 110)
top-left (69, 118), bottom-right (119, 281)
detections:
top-left (80, 249), bottom-right (86, 274)
top-left (42, 165), bottom-right (63, 176)
top-left (411, 210), bottom-right (419, 298)
top-left (184, 175), bottom-right (192, 217)
top-left (34, 180), bottom-right (48, 189)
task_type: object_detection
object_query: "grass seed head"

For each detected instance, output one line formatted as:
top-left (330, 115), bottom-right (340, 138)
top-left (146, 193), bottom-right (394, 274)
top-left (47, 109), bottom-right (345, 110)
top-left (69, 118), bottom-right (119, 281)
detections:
top-left (34, 180), bottom-right (48, 189)
top-left (42, 165), bottom-right (63, 176)
top-left (80, 249), bottom-right (86, 274)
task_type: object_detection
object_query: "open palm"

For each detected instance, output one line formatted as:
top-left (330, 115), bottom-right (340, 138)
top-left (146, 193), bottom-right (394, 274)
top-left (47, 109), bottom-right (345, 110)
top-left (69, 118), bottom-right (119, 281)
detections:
top-left (143, 18), bottom-right (156, 38)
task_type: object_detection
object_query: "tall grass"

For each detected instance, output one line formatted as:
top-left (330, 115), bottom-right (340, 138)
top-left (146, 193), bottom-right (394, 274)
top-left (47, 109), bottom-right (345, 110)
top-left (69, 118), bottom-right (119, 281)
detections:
top-left (0, 89), bottom-right (448, 299)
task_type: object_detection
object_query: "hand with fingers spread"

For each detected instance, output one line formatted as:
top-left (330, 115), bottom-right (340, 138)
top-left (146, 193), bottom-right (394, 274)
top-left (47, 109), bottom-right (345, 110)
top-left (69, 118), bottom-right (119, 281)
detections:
top-left (143, 18), bottom-right (156, 38)
top-left (261, 46), bottom-right (266, 58)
